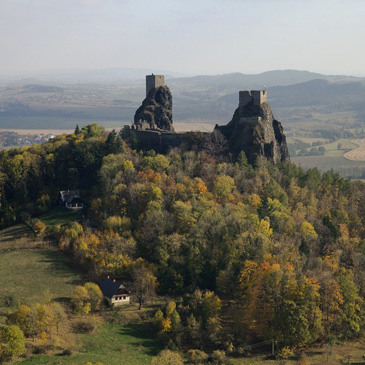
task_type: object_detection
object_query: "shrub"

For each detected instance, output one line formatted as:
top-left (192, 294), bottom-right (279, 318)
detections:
top-left (211, 350), bottom-right (230, 364)
top-left (277, 346), bottom-right (294, 359)
top-left (72, 319), bottom-right (96, 334)
top-left (58, 348), bottom-right (74, 356)
top-left (151, 349), bottom-right (184, 365)
top-left (188, 349), bottom-right (209, 363)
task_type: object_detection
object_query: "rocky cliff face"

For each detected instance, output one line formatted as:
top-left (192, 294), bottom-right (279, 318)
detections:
top-left (215, 100), bottom-right (290, 164)
top-left (134, 86), bottom-right (174, 131)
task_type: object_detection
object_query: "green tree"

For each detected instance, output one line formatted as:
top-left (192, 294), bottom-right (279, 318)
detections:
top-left (337, 269), bottom-right (364, 338)
top-left (84, 282), bottom-right (103, 312)
top-left (8, 305), bottom-right (35, 337)
top-left (71, 285), bottom-right (91, 315)
top-left (0, 325), bottom-right (25, 362)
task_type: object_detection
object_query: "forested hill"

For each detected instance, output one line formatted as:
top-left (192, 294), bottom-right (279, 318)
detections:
top-left (0, 125), bottom-right (364, 350)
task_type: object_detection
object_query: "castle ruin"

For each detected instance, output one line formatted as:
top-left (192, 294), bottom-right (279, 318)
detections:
top-left (239, 90), bottom-right (267, 107)
top-left (146, 74), bottom-right (165, 96)
top-left (125, 75), bottom-right (289, 164)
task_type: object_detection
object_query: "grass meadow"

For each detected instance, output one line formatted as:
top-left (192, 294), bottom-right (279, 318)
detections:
top-left (39, 206), bottom-right (83, 228)
top-left (21, 323), bottom-right (162, 364)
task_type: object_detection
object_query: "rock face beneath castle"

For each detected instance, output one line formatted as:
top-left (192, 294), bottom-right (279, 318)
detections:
top-left (215, 90), bottom-right (289, 164)
top-left (134, 83), bottom-right (174, 132)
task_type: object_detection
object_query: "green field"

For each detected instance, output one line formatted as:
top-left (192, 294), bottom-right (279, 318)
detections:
top-left (0, 250), bottom-right (83, 312)
top-left (0, 224), bottom-right (31, 249)
top-left (22, 323), bottom-right (162, 364)
top-left (39, 206), bottom-right (83, 228)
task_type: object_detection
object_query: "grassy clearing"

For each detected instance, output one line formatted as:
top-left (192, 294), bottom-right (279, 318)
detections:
top-left (0, 250), bottom-right (83, 313)
top-left (21, 322), bottom-right (162, 364)
top-left (0, 224), bottom-right (30, 244)
top-left (39, 206), bottom-right (83, 228)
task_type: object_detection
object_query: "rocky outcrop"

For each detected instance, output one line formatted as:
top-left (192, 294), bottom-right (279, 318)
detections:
top-left (134, 86), bottom-right (174, 131)
top-left (215, 96), bottom-right (289, 164)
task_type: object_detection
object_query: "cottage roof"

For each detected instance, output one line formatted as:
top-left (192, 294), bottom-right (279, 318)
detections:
top-left (60, 190), bottom-right (80, 203)
top-left (99, 278), bottom-right (130, 298)
top-left (67, 197), bottom-right (83, 205)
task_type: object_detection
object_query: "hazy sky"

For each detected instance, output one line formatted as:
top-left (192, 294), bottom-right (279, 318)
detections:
top-left (1, 0), bottom-right (364, 76)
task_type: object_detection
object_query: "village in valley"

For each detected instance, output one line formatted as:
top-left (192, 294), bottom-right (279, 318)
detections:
top-left (0, 130), bottom-right (55, 148)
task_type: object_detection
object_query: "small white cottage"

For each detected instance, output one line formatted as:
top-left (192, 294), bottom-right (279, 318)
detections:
top-left (99, 278), bottom-right (130, 306)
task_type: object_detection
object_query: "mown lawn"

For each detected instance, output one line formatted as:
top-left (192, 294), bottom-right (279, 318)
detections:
top-left (21, 323), bottom-right (162, 364)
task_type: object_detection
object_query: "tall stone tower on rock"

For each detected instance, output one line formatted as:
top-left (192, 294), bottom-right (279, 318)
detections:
top-left (134, 74), bottom-right (174, 131)
top-left (215, 90), bottom-right (289, 164)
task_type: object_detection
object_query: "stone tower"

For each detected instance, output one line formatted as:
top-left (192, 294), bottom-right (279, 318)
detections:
top-left (239, 90), bottom-right (267, 107)
top-left (215, 90), bottom-right (289, 164)
top-left (146, 74), bottom-right (165, 96)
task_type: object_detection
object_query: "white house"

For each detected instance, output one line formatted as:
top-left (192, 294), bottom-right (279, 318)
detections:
top-left (99, 278), bottom-right (131, 306)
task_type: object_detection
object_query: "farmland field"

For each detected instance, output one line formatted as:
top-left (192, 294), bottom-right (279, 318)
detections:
top-left (292, 155), bottom-right (365, 179)
top-left (344, 139), bottom-right (365, 161)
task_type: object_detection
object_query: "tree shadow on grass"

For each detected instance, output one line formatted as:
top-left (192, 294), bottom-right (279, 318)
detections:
top-left (53, 296), bottom-right (71, 305)
top-left (36, 250), bottom-right (85, 283)
top-left (118, 323), bottom-right (162, 357)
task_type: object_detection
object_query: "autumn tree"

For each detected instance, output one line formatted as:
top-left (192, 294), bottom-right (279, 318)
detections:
top-left (130, 259), bottom-right (157, 309)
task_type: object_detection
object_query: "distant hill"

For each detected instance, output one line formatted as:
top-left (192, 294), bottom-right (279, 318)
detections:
top-left (1, 69), bottom-right (365, 130)
top-left (168, 70), bottom-right (361, 92)
top-left (170, 75), bottom-right (365, 125)
top-left (1, 68), bottom-right (186, 84)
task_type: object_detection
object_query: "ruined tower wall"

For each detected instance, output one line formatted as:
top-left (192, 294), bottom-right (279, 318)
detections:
top-left (146, 74), bottom-right (165, 96)
top-left (253, 90), bottom-right (267, 105)
top-left (239, 90), bottom-right (267, 107)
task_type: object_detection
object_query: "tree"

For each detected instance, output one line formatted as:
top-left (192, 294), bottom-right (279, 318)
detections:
top-left (8, 304), bottom-right (35, 337)
top-left (84, 282), bottom-right (103, 312)
top-left (0, 325), bottom-right (25, 362)
top-left (71, 285), bottom-right (91, 315)
top-left (337, 269), bottom-right (364, 338)
top-left (213, 175), bottom-right (235, 201)
top-left (130, 260), bottom-right (157, 309)
top-left (32, 220), bottom-right (47, 237)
